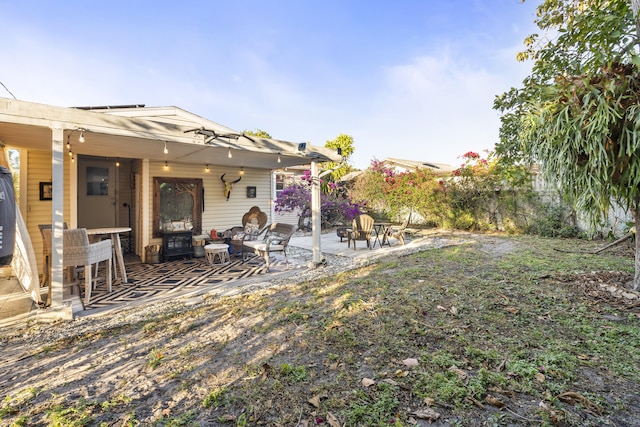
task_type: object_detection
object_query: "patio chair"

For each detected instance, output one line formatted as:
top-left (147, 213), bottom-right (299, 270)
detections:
top-left (242, 223), bottom-right (296, 272)
top-left (387, 212), bottom-right (412, 246)
top-left (42, 228), bottom-right (112, 304)
top-left (229, 206), bottom-right (268, 255)
top-left (347, 214), bottom-right (374, 250)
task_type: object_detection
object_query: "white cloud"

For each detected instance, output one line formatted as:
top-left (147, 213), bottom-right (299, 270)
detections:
top-left (347, 47), bottom-right (530, 169)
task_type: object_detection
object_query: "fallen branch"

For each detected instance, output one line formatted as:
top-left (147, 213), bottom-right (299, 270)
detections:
top-left (593, 233), bottom-right (633, 254)
top-left (553, 232), bottom-right (633, 254)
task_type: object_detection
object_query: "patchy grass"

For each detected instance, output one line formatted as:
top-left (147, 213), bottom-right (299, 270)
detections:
top-left (1, 234), bottom-right (638, 426)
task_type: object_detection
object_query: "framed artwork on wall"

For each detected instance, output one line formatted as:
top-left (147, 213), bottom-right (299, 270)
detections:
top-left (171, 221), bottom-right (186, 232)
top-left (39, 182), bottom-right (52, 201)
top-left (246, 186), bottom-right (257, 198)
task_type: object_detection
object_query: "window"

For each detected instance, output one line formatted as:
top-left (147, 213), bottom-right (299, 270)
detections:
top-left (86, 166), bottom-right (109, 196)
top-left (275, 173), bottom-right (286, 199)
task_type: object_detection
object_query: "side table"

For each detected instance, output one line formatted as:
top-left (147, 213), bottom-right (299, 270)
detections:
top-left (204, 244), bottom-right (230, 266)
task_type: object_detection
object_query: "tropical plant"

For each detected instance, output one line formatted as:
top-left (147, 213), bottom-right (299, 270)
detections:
top-left (321, 133), bottom-right (356, 181)
top-left (493, 0), bottom-right (640, 288)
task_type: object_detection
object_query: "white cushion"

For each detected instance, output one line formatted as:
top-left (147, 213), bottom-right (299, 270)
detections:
top-left (244, 241), bottom-right (285, 252)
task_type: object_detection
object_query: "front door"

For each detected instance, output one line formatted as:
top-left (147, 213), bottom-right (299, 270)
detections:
top-left (77, 157), bottom-right (117, 229)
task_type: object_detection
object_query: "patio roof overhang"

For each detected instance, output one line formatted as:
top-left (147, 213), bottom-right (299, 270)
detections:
top-left (1, 97), bottom-right (339, 312)
top-left (0, 98), bottom-right (342, 168)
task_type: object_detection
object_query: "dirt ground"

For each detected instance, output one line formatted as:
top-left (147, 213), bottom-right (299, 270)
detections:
top-left (1, 233), bottom-right (639, 426)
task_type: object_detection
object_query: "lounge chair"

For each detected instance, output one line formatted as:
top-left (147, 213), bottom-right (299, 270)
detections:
top-left (347, 214), bottom-right (374, 250)
top-left (387, 212), bottom-right (412, 246)
top-left (242, 223), bottom-right (296, 272)
top-left (229, 206), bottom-right (268, 255)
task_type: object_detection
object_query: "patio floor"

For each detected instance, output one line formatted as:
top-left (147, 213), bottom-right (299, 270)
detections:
top-left (1, 230), bottom-right (438, 326)
top-left (77, 255), bottom-right (301, 315)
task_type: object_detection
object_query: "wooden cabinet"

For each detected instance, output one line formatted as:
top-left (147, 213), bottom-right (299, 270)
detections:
top-left (162, 231), bottom-right (193, 261)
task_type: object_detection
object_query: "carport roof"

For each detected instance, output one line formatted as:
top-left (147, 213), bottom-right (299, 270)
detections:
top-left (0, 98), bottom-right (341, 169)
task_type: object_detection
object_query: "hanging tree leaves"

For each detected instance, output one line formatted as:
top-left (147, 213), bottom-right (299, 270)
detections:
top-left (494, 0), bottom-right (640, 289)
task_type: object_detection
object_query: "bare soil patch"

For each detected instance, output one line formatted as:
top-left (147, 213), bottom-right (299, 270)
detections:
top-left (1, 233), bottom-right (639, 426)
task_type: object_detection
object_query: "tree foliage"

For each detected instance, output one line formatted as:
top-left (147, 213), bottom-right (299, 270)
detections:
top-left (350, 154), bottom-right (536, 232)
top-left (275, 170), bottom-right (363, 230)
top-left (243, 129), bottom-right (272, 139)
top-left (494, 0), bottom-right (640, 288)
top-left (321, 134), bottom-right (356, 181)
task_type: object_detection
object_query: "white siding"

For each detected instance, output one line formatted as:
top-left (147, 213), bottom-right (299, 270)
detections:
top-left (146, 161), bottom-right (274, 247)
top-left (23, 149), bottom-right (72, 274)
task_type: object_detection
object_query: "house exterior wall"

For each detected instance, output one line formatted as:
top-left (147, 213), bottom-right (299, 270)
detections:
top-left (23, 149), bottom-right (71, 274)
top-left (145, 162), bottom-right (275, 248)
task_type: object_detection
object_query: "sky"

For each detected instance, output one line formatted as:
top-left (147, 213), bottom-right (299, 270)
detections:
top-left (0, 0), bottom-right (541, 170)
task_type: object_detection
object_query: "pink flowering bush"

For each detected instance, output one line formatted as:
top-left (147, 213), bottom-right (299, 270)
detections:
top-left (351, 153), bottom-right (536, 231)
top-left (446, 152), bottom-right (537, 230)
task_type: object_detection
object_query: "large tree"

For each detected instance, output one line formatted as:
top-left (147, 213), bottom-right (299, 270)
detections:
top-left (494, 0), bottom-right (640, 289)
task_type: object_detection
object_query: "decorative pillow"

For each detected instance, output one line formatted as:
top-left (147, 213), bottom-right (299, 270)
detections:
top-left (232, 232), bottom-right (245, 241)
top-left (244, 222), bottom-right (260, 235)
top-left (266, 237), bottom-right (282, 245)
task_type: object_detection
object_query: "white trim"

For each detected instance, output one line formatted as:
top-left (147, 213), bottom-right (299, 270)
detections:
top-left (50, 126), bottom-right (64, 307)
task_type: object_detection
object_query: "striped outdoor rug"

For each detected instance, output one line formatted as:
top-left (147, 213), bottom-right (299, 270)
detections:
top-left (80, 256), bottom-right (289, 311)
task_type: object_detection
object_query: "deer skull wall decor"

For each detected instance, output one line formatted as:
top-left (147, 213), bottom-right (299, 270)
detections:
top-left (221, 173), bottom-right (242, 201)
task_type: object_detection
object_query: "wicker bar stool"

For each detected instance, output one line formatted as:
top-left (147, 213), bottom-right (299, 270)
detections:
top-left (43, 228), bottom-right (112, 304)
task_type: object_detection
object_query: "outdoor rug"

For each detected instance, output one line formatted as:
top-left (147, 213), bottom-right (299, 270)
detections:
top-left (79, 256), bottom-right (290, 311)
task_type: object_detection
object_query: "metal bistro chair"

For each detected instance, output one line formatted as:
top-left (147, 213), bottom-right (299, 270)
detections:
top-left (43, 228), bottom-right (112, 304)
top-left (347, 214), bottom-right (375, 250)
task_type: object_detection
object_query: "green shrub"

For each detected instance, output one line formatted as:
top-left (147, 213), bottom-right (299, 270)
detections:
top-left (527, 204), bottom-right (581, 238)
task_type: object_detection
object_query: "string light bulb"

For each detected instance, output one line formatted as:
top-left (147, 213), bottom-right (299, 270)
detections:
top-left (277, 154), bottom-right (281, 163)
top-left (205, 164), bottom-right (210, 172)
top-left (78, 130), bottom-right (85, 143)
top-left (66, 136), bottom-right (71, 150)
top-left (115, 158), bottom-right (120, 167)
top-left (227, 147), bottom-right (232, 159)
top-left (163, 141), bottom-right (168, 154)
top-left (240, 166), bottom-right (244, 175)
top-left (164, 161), bottom-right (168, 169)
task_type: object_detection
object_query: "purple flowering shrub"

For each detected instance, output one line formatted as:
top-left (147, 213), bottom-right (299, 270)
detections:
top-left (275, 171), bottom-right (364, 230)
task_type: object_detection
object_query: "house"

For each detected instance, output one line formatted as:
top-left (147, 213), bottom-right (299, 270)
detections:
top-left (379, 158), bottom-right (456, 175)
top-left (0, 98), bottom-right (340, 311)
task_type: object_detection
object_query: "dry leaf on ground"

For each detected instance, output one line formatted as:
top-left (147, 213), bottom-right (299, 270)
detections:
top-left (423, 397), bottom-right (435, 406)
top-left (557, 392), bottom-right (602, 415)
top-left (361, 378), bottom-right (375, 387)
top-left (402, 358), bottom-right (419, 367)
top-left (411, 408), bottom-right (441, 421)
top-left (308, 394), bottom-right (325, 408)
top-left (485, 395), bottom-right (505, 408)
top-left (448, 365), bottom-right (468, 380)
top-left (326, 412), bottom-right (340, 427)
